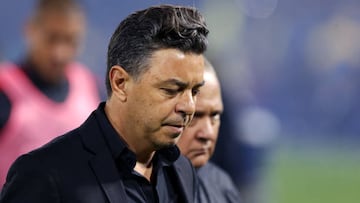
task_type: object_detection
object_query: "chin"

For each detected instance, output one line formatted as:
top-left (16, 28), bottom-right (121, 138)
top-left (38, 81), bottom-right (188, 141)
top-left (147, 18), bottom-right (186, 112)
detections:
top-left (153, 141), bottom-right (175, 150)
top-left (149, 132), bottom-right (179, 150)
top-left (193, 162), bottom-right (206, 169)
top-left (192, 158), bottom-right (208, 168)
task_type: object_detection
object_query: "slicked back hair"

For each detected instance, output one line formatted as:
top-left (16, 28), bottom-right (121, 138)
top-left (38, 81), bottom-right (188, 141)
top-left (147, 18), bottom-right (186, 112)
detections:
top-left (106, 4), bottom-right (209, 96)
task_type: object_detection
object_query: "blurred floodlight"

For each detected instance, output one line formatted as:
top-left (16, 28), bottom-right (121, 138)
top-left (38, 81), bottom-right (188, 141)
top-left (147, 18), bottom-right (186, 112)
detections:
top-left (236, 106), bottom-right (281, 147)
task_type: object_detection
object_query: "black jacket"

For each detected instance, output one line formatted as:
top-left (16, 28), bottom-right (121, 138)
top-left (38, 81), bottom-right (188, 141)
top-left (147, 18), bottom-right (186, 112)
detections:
top-left (196, 162), bottom-right (242, 203)
top-left (0, 109), bottom-right (197, 203)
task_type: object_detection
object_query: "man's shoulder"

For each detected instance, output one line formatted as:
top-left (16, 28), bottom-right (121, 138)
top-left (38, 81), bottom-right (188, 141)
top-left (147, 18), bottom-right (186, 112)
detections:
top-left (174, 154), bottom-right (192, 166)
top-left (198, 162), bottom-right (237, 189)
top-left (0, 62), bottom-right (19, 129)
top-left (0, 61), bottom-right (18, 69)
top-left (3, 128), bottom-right (81, 179)
top-left (25, 128), bottom-right (83, 164)
top-left (25, 111), bottom-right (99, 164)
top-left (199, 162), bottom-right (230, 177)
top-left (173, 154), bottom-right (196, 177)
top-left (172, 154), bottom-right (198, 202)
top-left (1, 127), bottom-right (96, 201)
top-left (197, 162), bottom-right (242, 203)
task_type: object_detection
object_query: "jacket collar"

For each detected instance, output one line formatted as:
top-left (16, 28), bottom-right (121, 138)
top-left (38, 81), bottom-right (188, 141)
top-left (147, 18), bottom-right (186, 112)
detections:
top-left (172, 156), bottom-right (196, 203)
top-left (78, 107), bottom-right (127, 203)
top-left (78, 103), bottom-right (195, 203)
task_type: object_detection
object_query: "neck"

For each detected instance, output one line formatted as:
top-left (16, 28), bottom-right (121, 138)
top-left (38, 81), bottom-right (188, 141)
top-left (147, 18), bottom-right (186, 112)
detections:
top-left (134, 159), bottom-right (154, 182)
top-left (20, 58), bottom-right (69, 102)
top-left (24, 56), bottom-right (67, 85)
top-left (104, 101), bottom-right (156, 181)
top-left (104, 100), bottom-right (156, 164)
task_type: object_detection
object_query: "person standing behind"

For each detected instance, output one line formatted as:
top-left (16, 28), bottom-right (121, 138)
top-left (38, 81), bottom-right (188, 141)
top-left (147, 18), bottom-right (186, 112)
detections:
top-left (177, 58), bottom-right (242, 203)
top-left (0, 4), bottom-right (209, 202)
top-left (0, 0), bottom-right (99, 187)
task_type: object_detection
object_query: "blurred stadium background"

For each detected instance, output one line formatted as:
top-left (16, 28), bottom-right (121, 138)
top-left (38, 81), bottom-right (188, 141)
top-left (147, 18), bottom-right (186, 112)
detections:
top-left (1, 0), bottom-right (359, 202)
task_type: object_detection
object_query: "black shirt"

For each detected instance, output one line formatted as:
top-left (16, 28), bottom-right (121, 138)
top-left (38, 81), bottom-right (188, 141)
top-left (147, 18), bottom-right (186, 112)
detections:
top-left (95, 102), bottom-right (181, 203)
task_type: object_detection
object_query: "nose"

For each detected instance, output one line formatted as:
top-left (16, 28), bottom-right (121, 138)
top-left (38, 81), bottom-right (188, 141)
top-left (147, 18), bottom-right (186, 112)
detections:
top-left (176, 91), bottom-right (196, 120)
top-left (195, 116), bottom-right (216, 142)
top-left (52, 44), bottom-right (69, 62)
top-left (50, 40), bottom-right (75, 65)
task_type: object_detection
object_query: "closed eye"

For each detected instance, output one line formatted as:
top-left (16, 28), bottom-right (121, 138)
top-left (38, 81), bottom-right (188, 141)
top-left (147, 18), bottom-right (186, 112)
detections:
top-left (161, 88), bottom-right (179, 96)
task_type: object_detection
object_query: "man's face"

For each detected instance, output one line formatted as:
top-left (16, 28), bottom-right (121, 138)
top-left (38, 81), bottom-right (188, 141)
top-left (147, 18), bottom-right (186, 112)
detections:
top-left (177, 71), bottom-right (223, 168)
top-left (25, 10), bottom-right (85, 82)
top-left (123, 49), bottom-right (205, 150)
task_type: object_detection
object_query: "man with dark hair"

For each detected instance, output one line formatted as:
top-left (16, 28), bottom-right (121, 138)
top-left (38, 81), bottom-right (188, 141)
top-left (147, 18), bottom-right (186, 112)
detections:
top-left (0, 0), bottom-right (99, 187)
top-left (177, 59), bottom-right (242, 203)
top-left (0, 4), bottom-right (208, 203)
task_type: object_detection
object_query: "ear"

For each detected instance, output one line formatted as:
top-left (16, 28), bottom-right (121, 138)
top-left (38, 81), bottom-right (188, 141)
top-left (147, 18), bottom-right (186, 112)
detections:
top-left (109, 65), bottom-right (130, 102)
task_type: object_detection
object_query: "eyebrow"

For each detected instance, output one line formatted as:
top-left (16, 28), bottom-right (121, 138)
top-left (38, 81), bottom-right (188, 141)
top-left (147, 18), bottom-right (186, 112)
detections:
top-left (194, 80), bottom-right (205, 89)
top-left (161, 78), bottom-right (205, 89)
top-left (194, 109), bottom-right (223, 117)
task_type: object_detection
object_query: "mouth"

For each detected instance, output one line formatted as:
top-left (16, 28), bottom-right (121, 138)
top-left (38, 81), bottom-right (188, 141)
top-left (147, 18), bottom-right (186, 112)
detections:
top-left (162, 123), bottom-right (185, 135)
top-left (190, 148), bottom-right (209, 158)
top-left (192, 143), bottom-right (212, 155)
top-left (167, 125), bottom-right (184, 131)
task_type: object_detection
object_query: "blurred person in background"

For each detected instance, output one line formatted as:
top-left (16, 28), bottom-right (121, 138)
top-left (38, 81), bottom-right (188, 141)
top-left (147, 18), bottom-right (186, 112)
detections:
top-left (0, 0), bottom-right (99, 188)
top-left (177, 58), bottom-right (242, 203)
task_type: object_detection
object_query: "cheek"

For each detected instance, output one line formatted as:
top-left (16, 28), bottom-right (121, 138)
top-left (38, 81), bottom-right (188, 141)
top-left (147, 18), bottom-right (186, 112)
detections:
top-left (214, 132), bottom-right (220, 142)
top-left (149, 100), bottom-right (177, 120)
top-left (131, 95), bottom-right (162, 127)
top-left (178, 132), bottom-right (195, 151)
top-left (132, 87), bottom-right (179, 125)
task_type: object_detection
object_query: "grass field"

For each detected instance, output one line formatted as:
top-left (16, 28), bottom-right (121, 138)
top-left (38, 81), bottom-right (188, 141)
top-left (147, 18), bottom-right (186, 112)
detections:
top-left (265, 144), bottom-right (360, 203)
